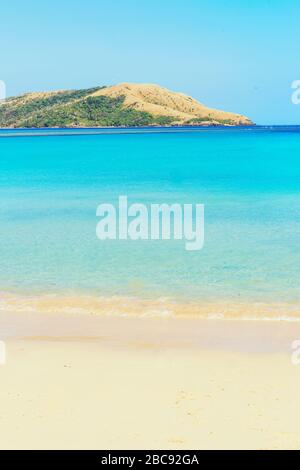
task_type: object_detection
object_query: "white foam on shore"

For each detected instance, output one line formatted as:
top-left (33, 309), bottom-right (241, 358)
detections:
top-left (1, 291), bottom-right (300, 322)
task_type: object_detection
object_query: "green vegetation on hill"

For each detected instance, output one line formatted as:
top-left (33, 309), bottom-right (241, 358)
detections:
top-left (0, 88), bottom-right (174, 128)
top-left (186, 117), bottom-right (237, 125)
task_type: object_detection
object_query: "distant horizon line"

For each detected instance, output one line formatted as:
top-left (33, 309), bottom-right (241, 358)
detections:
top-left (0, 124), bottom-right (300, 139)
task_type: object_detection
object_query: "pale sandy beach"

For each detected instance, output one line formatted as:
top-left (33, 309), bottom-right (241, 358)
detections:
top-left (1, 312), bottom-right (300, 450)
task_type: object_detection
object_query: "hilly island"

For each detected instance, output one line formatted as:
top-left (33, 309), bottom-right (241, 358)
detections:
top-left (0, 83), bottom-right (253, 128)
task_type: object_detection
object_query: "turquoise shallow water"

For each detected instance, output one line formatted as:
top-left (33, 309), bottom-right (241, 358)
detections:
top-left (0, 127), bottom-right (300, 309)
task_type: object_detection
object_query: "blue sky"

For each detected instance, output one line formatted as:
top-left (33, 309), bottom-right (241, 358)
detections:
top-left (1, 0), bottom-right (299, 124)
